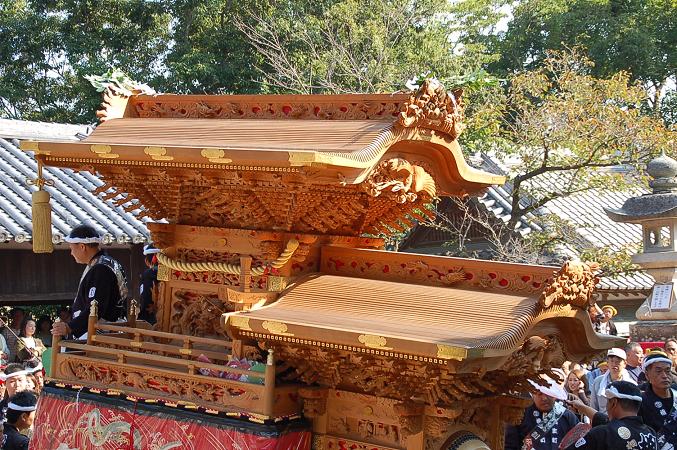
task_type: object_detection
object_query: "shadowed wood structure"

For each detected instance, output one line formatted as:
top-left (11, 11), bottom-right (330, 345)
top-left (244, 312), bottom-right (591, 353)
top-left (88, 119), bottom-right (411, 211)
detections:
top-left (24, 79), bottom-right (622, 450)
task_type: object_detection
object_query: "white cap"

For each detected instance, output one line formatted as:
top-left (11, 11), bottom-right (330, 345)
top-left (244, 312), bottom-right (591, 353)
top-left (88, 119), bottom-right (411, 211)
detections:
top-left (607, 348), bottom-right (627, 360)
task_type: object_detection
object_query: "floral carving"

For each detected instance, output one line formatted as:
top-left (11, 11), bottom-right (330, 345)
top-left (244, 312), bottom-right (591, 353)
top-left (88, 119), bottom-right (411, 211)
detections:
top-left (133, 98), bottom-right (404, 120)
top-left (361, 158), bottom-right (436, 203)
top-left (396, 79), bottom-right (464, 140)
top-left (539, 261), bottom-right (600, 309)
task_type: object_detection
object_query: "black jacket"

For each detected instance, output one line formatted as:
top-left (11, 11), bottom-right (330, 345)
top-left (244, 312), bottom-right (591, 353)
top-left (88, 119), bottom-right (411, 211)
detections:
top-left (563, 416), bottom-right (657, 450)
top-left (2, 424), bottom-right (28, 450)
top-left (505, 404), bottom-right (579, 450)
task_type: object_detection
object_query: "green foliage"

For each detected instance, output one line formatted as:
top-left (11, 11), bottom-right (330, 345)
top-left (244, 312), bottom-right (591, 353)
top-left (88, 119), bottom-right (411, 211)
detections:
top-left (0, 0), bottom-right (172, 122)
top-left (490, 0), bottom-right (677, 121)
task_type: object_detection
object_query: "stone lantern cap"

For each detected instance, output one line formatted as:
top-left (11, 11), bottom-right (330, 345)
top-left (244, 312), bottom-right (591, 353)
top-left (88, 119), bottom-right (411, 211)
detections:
top-left (605, 153), bottom-right (677, 224)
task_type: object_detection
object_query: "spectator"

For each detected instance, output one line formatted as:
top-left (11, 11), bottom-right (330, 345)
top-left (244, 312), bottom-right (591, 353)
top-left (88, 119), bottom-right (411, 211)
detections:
top-left (599, 305), bottom-right (618, 336)
top-left (0, 332), bottom-right (8, 367)
top-left (2, 391), bottom-right (37, 450)
top-left (590, 348), bottom-right (635, 414)
top-left (0, 364), bottom-right (29, 423)
top-left (1, 310), bottom-right (24, 363)
top-left (505, 377), bottom-right (579, 449)
top-left (138, 243), bottom-right (159, 324)
top-left (585, 361), bottom-right (608, 387)
top-left (565, 369), bottom-right (590, 422)
top-left (34, 317), bottom-right (52, 348)
top-left (23, 362), bottom-right (43, 395)
top-left (564, 381), bottom-right (657, 449)
top-left (15, 320), bottom-right (46, 365)
top-left (587, 305), bottom-right (603, 333)
top-left (638, 351), bottom-right (677, 447)
top-left (625, 342), bottom-right (645, 384)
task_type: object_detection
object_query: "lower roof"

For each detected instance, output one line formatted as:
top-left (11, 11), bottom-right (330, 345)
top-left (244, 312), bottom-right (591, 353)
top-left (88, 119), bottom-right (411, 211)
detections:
top-left (225, 274), bottom-right (620, 364)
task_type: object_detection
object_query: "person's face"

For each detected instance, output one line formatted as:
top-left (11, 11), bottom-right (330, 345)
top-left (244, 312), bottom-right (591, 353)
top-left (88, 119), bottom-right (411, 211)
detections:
top-left (567, 372), bottom-right (582, 392)
top-left (646, 362), bottom-right (673, 391)
top-left (34, 372), bottom-right (44, 388)
top-left (25, 376), bottom-right (35, 392)
top-left (532, 391), bottom-right (555, 413)
top-left (588, 307), bottom-right (597, 321)
top-left (69, 243), bottom-right (90, 264)
top-left (607, 355), bottom-right (626, 375)
top-left (602, 308), bottom-right (613, 321)
top-left (24, 321), bottom-right (35, 337)
top-left (665, 342), bottom-right (677, 362)
top-left (599, 364), bottom-right (608, 374)
top-left (6, 375), bottom-right (27, 397)
top-left (18, 411), bottom-right (35, 431)
top-left (627, 346), bottom-right (644, 367)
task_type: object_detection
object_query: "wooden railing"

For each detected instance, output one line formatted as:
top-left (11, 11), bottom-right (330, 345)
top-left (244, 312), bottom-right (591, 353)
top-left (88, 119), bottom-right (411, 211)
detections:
top-left (50, 300), bottom-right (297, 418)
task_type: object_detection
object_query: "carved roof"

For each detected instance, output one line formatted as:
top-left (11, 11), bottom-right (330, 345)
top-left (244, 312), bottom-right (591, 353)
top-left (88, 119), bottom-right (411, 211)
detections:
top-left (225, 247), bottom-right (622, 369)
top-left (21, 85), bottom-right (504, 236)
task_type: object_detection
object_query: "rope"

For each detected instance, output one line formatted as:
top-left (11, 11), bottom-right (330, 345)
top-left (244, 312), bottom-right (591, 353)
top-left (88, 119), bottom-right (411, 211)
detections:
top-left (156, 239), bottom-right (300, 276)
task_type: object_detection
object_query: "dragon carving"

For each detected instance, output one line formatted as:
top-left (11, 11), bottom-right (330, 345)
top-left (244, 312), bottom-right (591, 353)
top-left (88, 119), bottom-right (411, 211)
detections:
top-left (362, 158), bottom-right (436, 203)
top-left (539, 261), bottom-right (600, 309)
top-left (396, 79), bottom-right (465, 140)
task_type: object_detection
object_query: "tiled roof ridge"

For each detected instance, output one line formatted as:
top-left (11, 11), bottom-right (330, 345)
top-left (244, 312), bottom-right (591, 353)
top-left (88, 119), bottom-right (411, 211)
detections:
top-left (0, 118), bottom-right (92, 141)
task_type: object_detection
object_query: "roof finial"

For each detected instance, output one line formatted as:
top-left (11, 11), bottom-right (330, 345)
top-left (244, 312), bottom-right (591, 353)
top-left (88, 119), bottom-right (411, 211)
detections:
top-left (647, 152), bottom-right (677, 193)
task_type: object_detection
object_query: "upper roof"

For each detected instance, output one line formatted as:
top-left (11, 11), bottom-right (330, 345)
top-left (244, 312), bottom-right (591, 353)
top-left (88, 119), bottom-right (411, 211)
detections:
top-left (0, 119), bottom-right (149, 245)
top-left (20, 82), bottom-right (505, 236)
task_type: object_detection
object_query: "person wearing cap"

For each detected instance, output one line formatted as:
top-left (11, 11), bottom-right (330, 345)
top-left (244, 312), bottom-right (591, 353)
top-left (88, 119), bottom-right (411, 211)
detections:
top-left (639, 351), bottom-right (677, 446)
top-left (51, 224), bottom-right (129, 340)
top-left (590, 348), bottom-right (636, 414)
top-left (599, 305), bottom-right (618, 336)
top-left (564, 380), bottom-right (658, 449)
top-left (505, 377), bottom-right (579, 450)
top-left (2, 391), bottom-right (37, 450)
top-left (138, 243), bottom-right (160, 324)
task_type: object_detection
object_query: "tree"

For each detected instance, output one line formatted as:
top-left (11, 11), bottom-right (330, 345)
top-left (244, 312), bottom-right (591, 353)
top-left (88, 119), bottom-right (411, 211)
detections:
top-left (490, 0), bottom-right (677, 121)
top-left (0, 0), bottom-right (173, 122)
top-left (494, 49), bottom-right (673, 229)
top-left (233, 0), bottom-right (462, 94)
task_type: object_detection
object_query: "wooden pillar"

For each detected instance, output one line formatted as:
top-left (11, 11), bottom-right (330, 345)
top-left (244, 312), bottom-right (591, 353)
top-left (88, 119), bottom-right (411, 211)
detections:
top-left (240, 256), bottom-right (252, 293)
top-left (50, 318), bottom-right (62, 378)
top-left (87, 300), bottom-right (98, 344)
top-left (263, 348), bottom-right (276, 417)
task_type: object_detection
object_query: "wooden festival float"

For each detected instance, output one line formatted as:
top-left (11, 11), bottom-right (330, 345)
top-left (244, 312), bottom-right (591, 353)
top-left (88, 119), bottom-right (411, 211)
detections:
top-left (22, 80), bottom-right (623, 450)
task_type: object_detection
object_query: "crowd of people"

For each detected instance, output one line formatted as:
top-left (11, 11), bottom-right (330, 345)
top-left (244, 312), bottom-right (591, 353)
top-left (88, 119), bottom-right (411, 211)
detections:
top-left (506, 340), bottom-right (677, 449)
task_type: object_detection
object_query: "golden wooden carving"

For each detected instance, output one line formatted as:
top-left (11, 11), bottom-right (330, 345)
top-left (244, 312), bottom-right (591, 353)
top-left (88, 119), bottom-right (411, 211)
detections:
top-left (200, 148), bottom-right (232, 164)
top-left (436, 344), bottom-right (468, 361)
top-left (397, 79), bottom-right (465, 140)
top-left (361, 158), bottom-right (436, 203)
top-left (90, 144), bottom-right (119, 159)
top-left (156, 264), bottom-right (170, 281)
top-left (228, 316), bottom-right (252, 331)
top-left (262, 321), bottom-right (293, 336)
top-left (144, 146), bottom-right (174, 161)
top-left (358, 334), bottom-right (391, 350)
top-left (539, 261), bottom-right (599, 309)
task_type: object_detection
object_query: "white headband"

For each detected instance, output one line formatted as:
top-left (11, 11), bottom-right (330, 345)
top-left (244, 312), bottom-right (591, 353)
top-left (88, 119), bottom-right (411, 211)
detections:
top-left (643, 357), bottom-right (673, 371)
top-left (604, 385), bottom-right (643, 402)
top-left (7, 402), bottom-right (36, 412)
top-left (26, 363), bottom-right (43, 374)
top-left (143, 248), bottom-right (160, 255)
top-left (0, 370), bottom-right (29, 381)
top-left (64, 236), bottom-right (102, 244)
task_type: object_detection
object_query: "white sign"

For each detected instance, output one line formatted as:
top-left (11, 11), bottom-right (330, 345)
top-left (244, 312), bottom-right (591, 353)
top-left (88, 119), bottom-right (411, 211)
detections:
top-left (650, 283), bottom-right (674, 311)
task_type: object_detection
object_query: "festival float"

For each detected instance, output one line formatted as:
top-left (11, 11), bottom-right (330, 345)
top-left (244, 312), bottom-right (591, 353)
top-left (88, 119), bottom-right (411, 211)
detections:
top-left (22, 79), bottom-right (623, 450)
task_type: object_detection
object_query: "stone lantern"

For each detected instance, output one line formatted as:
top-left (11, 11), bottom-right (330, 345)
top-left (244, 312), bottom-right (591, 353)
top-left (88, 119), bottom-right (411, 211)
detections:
top-left (605, 153), bottom-right (677, 341)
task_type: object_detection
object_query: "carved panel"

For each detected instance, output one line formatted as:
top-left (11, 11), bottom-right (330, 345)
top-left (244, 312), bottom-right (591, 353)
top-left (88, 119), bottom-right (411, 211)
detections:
top-left (539, 261), bottom-right (599, 310)
top-left (396, 79), bottom-right (464, 140)
top-left (57, 355), bottom-right (265, 414)
top-left (169, 289), bottom-right (233, 336)
top-left (132, 97), bottom-right (405, 121)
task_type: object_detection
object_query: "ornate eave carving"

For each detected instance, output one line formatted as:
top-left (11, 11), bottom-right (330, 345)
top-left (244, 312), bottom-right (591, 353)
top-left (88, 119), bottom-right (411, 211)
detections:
top-left (361, 158), bottom-right (436, 203)
top-left (396, 79), bottom-right (465, 140)
top-left (538, 261), bottom-right (599, 309)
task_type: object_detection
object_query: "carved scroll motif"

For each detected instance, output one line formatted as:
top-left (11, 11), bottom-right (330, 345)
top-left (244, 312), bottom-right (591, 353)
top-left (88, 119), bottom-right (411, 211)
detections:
top-left (361, 158), bottom-right (436, 204)
top-left (396, 79), bottom-right (465, 140)
top-left (538, 261), bottom-right (600, 309)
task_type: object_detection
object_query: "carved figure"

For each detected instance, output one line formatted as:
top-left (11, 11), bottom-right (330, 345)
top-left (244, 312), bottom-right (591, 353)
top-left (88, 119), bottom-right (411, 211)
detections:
top-left (539, 261), bottom-right (600, 309)
top-left (397, 79), bottom-right (465, 139)
top-left (362, 158), bottom-right (436, 203)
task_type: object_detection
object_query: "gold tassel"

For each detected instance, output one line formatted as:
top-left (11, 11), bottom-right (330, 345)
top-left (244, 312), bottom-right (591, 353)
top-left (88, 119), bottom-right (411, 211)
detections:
top-left (30, 160), bottom-right (53, 253)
